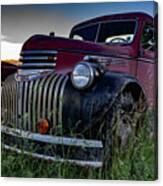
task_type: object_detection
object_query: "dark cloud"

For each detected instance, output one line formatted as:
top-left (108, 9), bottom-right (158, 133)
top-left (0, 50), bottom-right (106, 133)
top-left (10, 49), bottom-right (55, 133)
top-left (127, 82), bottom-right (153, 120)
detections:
top-left (1, 2), bottom-right (155, 44)
top-left (1, 4), bottom-right (79, 43)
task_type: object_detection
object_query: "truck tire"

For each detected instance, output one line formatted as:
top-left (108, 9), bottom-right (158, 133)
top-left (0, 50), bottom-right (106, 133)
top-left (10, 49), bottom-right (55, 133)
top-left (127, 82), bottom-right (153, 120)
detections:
top-left (102, 89), bottom-right (147, 173)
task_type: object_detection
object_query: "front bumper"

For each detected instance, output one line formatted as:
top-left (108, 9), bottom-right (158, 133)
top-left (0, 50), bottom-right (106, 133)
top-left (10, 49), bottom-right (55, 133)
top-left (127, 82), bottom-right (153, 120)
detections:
top-left (1, 125), bottom-right (104, 168)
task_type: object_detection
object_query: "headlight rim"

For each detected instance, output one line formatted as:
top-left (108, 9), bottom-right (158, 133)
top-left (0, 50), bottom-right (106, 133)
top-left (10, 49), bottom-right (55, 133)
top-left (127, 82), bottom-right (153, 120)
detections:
top-left (71, 62), bottom-right (95, 90)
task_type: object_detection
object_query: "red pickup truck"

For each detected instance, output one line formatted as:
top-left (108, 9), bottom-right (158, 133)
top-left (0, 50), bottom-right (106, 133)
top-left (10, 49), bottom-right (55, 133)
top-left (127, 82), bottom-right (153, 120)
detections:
top-left (1, 12), bottom-right (157, 169)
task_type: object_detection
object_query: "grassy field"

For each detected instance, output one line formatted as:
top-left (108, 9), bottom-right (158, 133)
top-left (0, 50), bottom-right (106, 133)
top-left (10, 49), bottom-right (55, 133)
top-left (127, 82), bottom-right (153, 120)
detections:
top-left (1, 111), bottom-right (157, 180)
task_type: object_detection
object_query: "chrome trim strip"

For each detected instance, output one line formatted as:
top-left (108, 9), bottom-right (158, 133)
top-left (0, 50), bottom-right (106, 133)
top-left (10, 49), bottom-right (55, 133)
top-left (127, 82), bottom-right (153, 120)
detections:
top-left (20, 56), bottom-right (56, 61)
top-left (20, 63), bottom-right (56, 68)
top-left (1, 126), bottom-right (103, 148)
top-left (21, 50), bottom-right (58, 55)
top-left (3, 144), bottom-right (103, 168)
top-left (16, 70), bottom-right (54, 81)
top-left (138, 57), bottom-right (155, 64)
top-left (58, 76), bottom-right (68, 125)
top-left (18, 69), bottom-right (54, 75)
top-left (53, 75), bottom-right (65, 126)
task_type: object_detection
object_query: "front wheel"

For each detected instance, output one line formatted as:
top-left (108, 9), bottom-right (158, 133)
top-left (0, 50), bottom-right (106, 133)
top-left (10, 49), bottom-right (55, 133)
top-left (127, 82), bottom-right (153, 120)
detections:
top-left (102, 90), bottom-right (148, 173)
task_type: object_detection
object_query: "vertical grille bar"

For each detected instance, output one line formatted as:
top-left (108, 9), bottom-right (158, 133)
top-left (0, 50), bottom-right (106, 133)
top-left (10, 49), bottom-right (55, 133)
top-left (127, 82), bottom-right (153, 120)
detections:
top-left (12, 81), bottom-right (16, 125)
top-left (6, 82), bottom-right (11, 125)
top-left (1, 86), bottom-right (6, 123)
top-left (4, 83), bottom-right (8, 123)
top-left (47, 75), bottom-right (60, 134)
top-left (11, 80), bottom-right (15, 126)
top-left (7, 82), bottom-right (11, 124)
top-left (37, 77), bottom-right (48, 123)
top-left (22, 81), bottom-right (28, 130)
top-left (42, 74), bottom-right (56, 118)
top-left (53, 75), bottom-right (65, 127)
top-left (58, 76), bottom-right (68, 125)
top-left (17, 81), bottom-right (23, 129)
top-left (27, 80), bottom-right (34, 131)
top-left (15, 81), bottom-right (18, 126)
top-left (11, 79), bottom-right (15, 126)
top-left (32, 78), bottom-right (42, 132)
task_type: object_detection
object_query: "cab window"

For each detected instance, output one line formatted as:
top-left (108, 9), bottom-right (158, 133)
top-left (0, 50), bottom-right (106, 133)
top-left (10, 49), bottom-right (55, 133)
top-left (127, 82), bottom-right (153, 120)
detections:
top-left (141, 23), bottom-right (155, 52)
top-left (98, 20), bottom-right (137, 44)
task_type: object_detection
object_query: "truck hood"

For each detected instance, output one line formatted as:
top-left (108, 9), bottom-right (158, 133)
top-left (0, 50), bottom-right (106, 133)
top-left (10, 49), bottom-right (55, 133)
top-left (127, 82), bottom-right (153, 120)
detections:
top-left (22, 35), bottom-right (137, 58)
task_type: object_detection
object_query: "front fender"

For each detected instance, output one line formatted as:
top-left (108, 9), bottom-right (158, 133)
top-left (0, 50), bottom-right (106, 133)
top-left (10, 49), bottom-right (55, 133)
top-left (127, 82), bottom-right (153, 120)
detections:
top-left (62, 71), bottom-right (146, 138)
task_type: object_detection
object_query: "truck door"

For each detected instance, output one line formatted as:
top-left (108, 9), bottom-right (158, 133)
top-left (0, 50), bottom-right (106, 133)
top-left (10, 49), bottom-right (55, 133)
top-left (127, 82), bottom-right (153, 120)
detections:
top-left (137, 21), bottom-right (157, 107)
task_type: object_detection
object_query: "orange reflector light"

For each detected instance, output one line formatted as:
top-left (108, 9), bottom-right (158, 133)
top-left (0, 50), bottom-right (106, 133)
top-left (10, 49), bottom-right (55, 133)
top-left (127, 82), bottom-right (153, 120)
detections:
top-left (37, 119), bottom-right (49, 134)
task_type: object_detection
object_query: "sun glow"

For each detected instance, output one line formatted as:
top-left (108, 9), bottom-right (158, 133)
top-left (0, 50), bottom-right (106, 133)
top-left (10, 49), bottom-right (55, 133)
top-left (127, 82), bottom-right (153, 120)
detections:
top-left (1, 41), bottom-right (22, 60)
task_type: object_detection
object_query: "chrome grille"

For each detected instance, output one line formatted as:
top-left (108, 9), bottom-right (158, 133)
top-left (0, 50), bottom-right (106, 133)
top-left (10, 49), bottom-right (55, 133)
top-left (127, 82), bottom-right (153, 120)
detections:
top-left (19, 50), bottom-right (57, 70)
top-left (2, 73), bottom-right (68, 133)
top-left (2, 75), bottom-right (18, 128)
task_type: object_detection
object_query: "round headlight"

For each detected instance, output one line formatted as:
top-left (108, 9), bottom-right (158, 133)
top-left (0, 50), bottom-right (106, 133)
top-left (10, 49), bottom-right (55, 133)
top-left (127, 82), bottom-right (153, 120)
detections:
top-left (71, 62), bottom-right (94, 89)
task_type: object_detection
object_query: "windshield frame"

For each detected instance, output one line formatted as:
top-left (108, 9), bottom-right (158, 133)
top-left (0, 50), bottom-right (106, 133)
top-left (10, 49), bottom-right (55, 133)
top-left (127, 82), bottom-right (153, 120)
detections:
top-left (70, 22), bottom-right (100, 42)
top-left (70, 19), bottom-right (138, 45)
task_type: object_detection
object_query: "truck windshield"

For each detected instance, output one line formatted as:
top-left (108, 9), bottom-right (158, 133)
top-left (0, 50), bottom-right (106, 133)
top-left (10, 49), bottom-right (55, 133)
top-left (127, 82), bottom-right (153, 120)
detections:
top-left (70, 20), bottom-right (137, 44)
top-left (70, 24), bottom-right (98, 42)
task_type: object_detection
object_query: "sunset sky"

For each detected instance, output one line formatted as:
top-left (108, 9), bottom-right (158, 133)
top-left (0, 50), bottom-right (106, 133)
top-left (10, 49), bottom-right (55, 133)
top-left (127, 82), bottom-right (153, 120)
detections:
top-left (1, 1), bottom-right (156, 60)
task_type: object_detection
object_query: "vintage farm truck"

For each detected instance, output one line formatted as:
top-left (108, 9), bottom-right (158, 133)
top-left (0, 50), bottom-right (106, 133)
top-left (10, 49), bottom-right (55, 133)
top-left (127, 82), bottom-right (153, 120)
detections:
top-left (1, 12), bottom-right (157, 168)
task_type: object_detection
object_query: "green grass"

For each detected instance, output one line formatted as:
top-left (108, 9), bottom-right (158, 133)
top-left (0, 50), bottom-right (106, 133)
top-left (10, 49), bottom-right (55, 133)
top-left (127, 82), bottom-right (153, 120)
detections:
top-left (1, 111), bottom-right (157, 180)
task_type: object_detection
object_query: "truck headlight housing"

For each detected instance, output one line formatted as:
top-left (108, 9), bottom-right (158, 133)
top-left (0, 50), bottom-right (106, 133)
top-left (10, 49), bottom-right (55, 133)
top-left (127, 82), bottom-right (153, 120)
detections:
top-left (71, 62), bottom-right (95, 89)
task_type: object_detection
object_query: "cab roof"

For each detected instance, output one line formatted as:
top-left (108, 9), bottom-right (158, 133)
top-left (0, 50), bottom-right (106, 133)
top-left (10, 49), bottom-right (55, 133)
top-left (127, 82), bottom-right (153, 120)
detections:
top-left (71, 12), bottom-right (153, 31)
